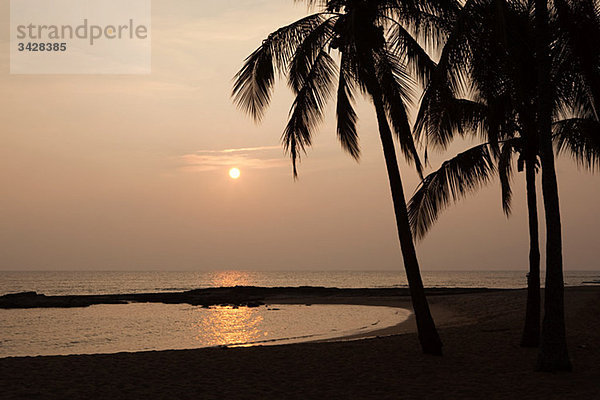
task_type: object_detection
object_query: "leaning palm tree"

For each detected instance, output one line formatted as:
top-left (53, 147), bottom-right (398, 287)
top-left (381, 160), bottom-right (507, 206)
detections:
top-left (232, 0), bottom-right (460, 355)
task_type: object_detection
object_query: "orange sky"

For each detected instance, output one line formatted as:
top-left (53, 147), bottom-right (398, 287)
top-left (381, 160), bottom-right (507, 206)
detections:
top-left (1, 0), bottom-right (599, 271)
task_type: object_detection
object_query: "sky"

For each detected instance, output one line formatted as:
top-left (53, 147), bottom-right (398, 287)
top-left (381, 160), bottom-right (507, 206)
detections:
top-left (1, 0), bottom-right (599, 272)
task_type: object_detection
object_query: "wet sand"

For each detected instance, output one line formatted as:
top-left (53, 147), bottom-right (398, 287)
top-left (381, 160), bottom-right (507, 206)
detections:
top-left (1, 286), bottom-right (598, 399)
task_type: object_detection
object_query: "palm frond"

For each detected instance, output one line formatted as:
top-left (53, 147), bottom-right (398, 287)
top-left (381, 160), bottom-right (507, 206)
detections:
top-left (374, 48), bottom-right (423, 176)
top-left (553, 117), bottom-right (600, 171)
top-left (232, 13), bottom-right (327, 121)
top-left (431, 0), bottom-right (483, 94)
top-left (408, 143), bottom-right (496, 240)
top-left (498, 140), bottom-right (516, 215)
top-left (283, 50), bottom-right (338, 177)
top-left (288, 17), bottom-right (337, 92)
top-left (387, 20), bottom-right (438, 86)
top-left (232, 45), bottom-right (276, 122)
top-left (414, 88), bottom-right (488, 150)
top-left (336, 52), bottom-right (360, 159)
top-left (382, 0), bottom-right (460, 50)
top-left (553, 0), bottom-right (600, 117)
top-left (411, 0), bottom-right (492, 150)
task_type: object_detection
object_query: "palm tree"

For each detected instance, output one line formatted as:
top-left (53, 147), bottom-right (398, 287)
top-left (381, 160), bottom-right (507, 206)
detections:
top-left (535, 0), bottom-right (600, 371)
top-left (534, 0), bottom-right (572, 372)
top-left (409, 0), bottom-right (546, 348)
top-left (408, 114), bottom-right (599, 345)
top-left (404, 0), bottom-right (599, 363)
top-left (231, 0), bottom-right (460, 355)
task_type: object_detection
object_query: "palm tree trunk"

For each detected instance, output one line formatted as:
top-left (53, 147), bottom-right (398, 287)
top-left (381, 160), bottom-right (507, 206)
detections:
top-left (370, 88), bottom-right (442, 356)
top-left (537, 135), bottom-right (571, 371)
top-left (534, 0), bottom-right (571, 371)
top-left (521, 159), bottom-right (541, 347)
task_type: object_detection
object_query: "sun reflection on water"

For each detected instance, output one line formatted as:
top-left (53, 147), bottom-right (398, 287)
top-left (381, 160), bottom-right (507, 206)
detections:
top-left (190, 271), bottom-right (266, 346)
top-left (193, 306), bottom-right (266, 346)
top-left (209, 270), bottom-right (251, 287)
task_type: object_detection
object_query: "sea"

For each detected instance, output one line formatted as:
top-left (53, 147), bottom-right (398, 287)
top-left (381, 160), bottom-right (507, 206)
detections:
top-left (0, 270), bottom-right (598, 296)
top-left (1, 270), bottom-right (598, 358)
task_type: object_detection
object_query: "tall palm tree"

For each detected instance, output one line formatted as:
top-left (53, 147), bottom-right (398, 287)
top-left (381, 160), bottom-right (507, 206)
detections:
top-left (532, 0), bottom-right (572, 371)
top-left (410, 0), bottom-right (547, 348)
top-left (535, 0), bottom-right (600, 371)
top-left (404, 0), bottom-right (599, 363)
top-left (231, 0), bottom-right (460, 355)
top-left (408, 112), bottom-right (599, 345)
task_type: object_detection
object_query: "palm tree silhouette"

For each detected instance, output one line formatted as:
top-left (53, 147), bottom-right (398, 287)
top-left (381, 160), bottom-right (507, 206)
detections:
top-left (532, 0), bottom-right (600, 372)
top-left (232, 0), bottom-right (459, 355)
top-left (404, 0), bottom-right (599, 365)
top-left (408, 121), bottom-right (598, 345)
top-left (409, 0), bottom-right (546, 348)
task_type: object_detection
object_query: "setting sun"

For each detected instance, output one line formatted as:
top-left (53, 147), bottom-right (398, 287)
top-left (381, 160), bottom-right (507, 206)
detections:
top-left (228, 167), bottom-right (241, 179)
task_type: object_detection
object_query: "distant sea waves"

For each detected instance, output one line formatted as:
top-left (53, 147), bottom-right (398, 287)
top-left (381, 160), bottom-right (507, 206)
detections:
top-left (0, 270), bottom-right (598, 296)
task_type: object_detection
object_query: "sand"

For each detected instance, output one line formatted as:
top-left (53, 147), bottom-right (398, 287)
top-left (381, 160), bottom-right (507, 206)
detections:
top-left (1, 286), bottom-right (598, 399)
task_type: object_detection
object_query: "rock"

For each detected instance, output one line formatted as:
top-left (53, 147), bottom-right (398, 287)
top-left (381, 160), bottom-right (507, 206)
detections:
top-left (2, 291), bottom-right (42, 298)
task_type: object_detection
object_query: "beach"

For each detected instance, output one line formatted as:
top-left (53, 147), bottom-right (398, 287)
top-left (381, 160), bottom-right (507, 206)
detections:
top-left (1, 286), bottom-right (598, 399)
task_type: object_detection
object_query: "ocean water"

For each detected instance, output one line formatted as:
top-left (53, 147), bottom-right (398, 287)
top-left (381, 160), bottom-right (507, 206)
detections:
top-left (1, 270), bottom-right (597, 358)
top-left (0, 270), bottom-right (598, 296)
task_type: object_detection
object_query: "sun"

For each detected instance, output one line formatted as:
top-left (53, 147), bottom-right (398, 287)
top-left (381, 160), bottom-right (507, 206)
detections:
top-left (228, 167), bottom-right (241, 179)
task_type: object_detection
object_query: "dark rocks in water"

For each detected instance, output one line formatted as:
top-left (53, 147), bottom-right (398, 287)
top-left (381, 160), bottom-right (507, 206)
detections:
top-left (0, 289), bottom-right (267, 309)
top-left (3, 291), bottom-right (40, 298)
top-left (211, 301), bottom-right (264, 309)
top-left (0, 291), bottom-right (126, 309)
top-left (0, 286), bottom-right (501, 309)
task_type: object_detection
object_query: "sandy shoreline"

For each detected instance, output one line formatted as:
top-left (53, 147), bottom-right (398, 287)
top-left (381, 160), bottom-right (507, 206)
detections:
top-left (272, 294), bottom-right (465, 342)
top-left (1, 286), bottom-right (598, 399)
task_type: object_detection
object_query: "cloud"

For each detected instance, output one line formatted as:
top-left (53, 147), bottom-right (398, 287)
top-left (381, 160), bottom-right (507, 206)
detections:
top-left (179, 145), bottom-right (287, 172)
